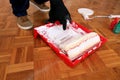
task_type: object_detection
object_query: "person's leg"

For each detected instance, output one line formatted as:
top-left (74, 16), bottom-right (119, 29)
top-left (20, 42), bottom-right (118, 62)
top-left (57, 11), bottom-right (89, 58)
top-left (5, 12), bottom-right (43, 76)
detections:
top-left (10, 0), bottom-right (29, 17)
top-left (30, 0), bottom-right (50, 12)
top-left (10, 0), bottom-right (33, 30)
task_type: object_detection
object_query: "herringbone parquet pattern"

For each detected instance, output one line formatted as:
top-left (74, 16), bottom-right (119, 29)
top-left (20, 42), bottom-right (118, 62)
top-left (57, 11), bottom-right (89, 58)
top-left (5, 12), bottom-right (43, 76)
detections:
top-left (0, 0), bottom-right (120, 80)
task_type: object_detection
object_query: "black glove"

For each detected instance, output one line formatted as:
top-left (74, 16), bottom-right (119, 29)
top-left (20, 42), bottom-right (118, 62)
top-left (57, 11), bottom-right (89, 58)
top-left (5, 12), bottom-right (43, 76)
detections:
top-left (48, 0), bottom-right (72, 30)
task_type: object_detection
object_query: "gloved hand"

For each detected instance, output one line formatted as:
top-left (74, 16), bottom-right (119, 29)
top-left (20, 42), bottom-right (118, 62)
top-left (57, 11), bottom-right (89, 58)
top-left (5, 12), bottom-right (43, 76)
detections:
top-left (48, 0), bottom-right (72, 30)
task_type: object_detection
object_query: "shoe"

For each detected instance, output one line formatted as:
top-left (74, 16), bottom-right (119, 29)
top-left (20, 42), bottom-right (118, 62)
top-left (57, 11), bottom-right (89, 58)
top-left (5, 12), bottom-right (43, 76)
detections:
top-left (30, 0), bottom-right (50, 12)
top-left (17, 16), bottom-right (33, 30)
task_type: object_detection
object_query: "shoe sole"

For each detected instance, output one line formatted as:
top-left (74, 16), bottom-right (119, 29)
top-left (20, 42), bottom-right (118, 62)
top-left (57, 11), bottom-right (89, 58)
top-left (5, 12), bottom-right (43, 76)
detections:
top-left (17, 23), bottom-right (33, 30)
top-left (30, 1), bottom-right (50, 12)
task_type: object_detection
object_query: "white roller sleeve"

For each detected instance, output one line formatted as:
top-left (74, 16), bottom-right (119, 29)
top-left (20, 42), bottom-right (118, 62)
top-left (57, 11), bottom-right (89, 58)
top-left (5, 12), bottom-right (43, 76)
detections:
top-left (60, 32), bottom-right (100, 50)
top-left (62, 32), bottom-right (100, 60)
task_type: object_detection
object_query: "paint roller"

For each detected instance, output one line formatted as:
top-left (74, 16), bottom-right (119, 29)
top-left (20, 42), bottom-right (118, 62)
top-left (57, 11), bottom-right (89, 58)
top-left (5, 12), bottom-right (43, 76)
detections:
top-left (78, 8), bottom-right (120, 20)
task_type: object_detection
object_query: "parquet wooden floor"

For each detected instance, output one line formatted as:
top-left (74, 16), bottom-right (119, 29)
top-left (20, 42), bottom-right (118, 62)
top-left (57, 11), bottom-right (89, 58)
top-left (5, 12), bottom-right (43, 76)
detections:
top-left (0, 0), bottom-right (120, 80)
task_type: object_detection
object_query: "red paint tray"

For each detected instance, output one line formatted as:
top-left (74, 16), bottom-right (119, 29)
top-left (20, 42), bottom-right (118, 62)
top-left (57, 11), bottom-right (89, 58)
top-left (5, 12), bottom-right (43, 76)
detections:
top-left (34, 22), bottom-right (107, 67)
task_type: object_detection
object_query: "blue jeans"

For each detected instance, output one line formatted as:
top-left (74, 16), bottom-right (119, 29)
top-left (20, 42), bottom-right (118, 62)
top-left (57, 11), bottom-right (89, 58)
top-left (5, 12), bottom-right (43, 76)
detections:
top-left (10, 0), bottom-right (49, 17)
